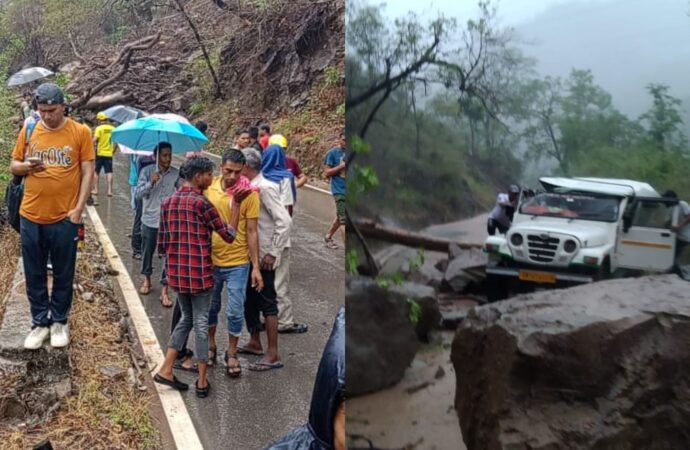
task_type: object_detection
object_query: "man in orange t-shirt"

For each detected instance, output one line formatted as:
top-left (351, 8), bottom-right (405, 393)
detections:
top-left (9, 83), bottom-right (95, 350)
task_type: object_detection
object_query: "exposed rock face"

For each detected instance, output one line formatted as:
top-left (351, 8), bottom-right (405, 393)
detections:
top-left (346, 276), bottom-right (420, 397)
top-left (451, 275), bottom-right (690, 450)
top-left (389, 282), bottom-right (442, 341)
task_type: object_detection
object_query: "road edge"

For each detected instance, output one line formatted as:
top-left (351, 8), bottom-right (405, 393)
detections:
top-left (86, 205), bottom-right (203, 450)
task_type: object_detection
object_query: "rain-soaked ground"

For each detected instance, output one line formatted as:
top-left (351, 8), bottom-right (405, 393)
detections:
top-left (91, 152), bottom-right (344, 450)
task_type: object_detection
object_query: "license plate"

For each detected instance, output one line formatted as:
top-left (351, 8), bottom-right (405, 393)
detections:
top-left (519, 270), bottom-right (556, 284)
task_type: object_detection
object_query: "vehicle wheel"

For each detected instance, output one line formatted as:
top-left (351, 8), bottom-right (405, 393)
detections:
top-left (594, 258), bottom-right (611, 282)
top-left (486, 274), bottom-right (510, 303)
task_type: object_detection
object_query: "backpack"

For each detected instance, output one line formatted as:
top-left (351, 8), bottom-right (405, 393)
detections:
top-left (5, 120), bottom-right (39, 233)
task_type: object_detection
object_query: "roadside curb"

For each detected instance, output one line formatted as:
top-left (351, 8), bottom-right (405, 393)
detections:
top-left (86, 205), bottom-right (203, 450)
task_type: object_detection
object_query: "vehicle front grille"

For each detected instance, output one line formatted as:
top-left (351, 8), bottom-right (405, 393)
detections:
top-left (527, 235), bottom-right (559, 263)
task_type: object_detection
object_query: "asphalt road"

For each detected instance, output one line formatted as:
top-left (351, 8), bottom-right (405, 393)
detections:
top-left (91, 152), bottom-right (344, 450)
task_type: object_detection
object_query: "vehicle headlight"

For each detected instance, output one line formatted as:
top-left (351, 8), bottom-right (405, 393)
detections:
top-left (510, 233), bottom-right (523, 246)
top-left (564, 239), bottom-right (577, 253)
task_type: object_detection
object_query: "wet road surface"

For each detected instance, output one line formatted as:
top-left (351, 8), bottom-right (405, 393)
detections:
top-left (92, 152), bottom-right (344, 450)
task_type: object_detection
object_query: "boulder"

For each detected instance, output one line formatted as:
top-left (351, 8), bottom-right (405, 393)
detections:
top-left (389, 282), bottom-right (442, 341)
top-left (444, 248), bottom-right (487, 293)
top-left (346, 276), bottom-right (420, 397)
top-left (451, 274), bottom-right (690, 450)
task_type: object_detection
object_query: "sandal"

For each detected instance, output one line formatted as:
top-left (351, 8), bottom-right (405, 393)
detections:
top-left (138, 282), bottom-right (151, 295)
top-left (159, 292), bottom-right (173, 308)
top-left (324, 236), bottom-right (338, 249)
top-left (224, 351), bottom-right (242, 378)
top-left (278, 323), bottom-right (309, 334)
top-left (173, 355), bottom-right (199, 373)
top-left (195, 379), bottom-right (211, 398)
top-left (248, 360), bottom-right (284, 372)
top-left (208, 347), bottom-right (217, 367)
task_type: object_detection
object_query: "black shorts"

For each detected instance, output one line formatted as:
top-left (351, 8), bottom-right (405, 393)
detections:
top-left (487, 218), bottom-right (509, 235)
top-left (245, 265), bottom-right (278, 334)
top-left (95, 156), bottom-right (113, 174)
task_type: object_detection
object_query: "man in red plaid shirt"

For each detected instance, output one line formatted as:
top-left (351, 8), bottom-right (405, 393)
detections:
top-left (153, 156), bottom-right (250, 398)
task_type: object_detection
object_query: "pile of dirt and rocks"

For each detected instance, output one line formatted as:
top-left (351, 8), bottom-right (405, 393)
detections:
top-left (451, 274), bottom-right (690, 450)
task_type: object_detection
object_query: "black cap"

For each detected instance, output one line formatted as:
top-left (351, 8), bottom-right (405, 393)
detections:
top-left (34, 83), bottom-right (65, 105)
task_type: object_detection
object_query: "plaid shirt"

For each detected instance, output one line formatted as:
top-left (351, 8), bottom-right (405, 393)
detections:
top-left (158, 186), bottom-right (236, 293)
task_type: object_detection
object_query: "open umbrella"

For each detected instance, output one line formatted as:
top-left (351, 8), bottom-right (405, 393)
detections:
top-left (102, 105), bottom-right (145, 124)
top-left (111, 116), bottom-right (208, 153)
top-left (117, 144), bottom-right (152, 156)
top-left (7, 67), bottom-right (54, 87)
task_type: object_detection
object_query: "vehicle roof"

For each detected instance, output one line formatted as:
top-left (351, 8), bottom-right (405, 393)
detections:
top-left (539, 177), bottom-right (660, 197)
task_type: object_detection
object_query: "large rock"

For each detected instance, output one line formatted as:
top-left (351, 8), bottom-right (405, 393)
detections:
top-left (452, 274), bottom-right (690, 450)
top-left (444, 247), bottom-right (487, 292)
top-left (389, 282), bottom-right (442, 341)
top-left (346, 276), bottom-right (420, 397)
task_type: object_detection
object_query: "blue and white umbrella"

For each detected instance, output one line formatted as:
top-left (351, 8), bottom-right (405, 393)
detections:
top-left (111, 116), bottom-right (208, 153)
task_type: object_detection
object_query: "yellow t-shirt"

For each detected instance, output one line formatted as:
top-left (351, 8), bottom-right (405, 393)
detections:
top-left (204, 176), bottom-right (260, 267)
top-left (94, 124), bottom-right (116, 157)
top-left (12, 119), bottom-right (95, 224)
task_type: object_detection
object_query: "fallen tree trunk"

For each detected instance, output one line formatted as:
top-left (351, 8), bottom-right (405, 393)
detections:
top-left (354, 218), bottom-right (483, 253)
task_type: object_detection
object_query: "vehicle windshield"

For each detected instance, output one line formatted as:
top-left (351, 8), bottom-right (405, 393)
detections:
top-left (519, 192), bottom-right (620, 222)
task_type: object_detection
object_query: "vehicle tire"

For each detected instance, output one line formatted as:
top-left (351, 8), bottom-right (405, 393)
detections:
top-left (594, 258), bottom-right (611, 282)
top-left (486, 274), bottom-right (510, 303)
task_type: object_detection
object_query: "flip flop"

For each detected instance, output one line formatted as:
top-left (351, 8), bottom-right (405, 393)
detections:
top-left (173, 357), bottom-right (199, 373)
top-left (248, 361), bottom-right (284, 372)
top-left (237, 346), bottom-right (264, 356)
top-left (159, 294), bottom-right (173, 308)
top-left (278, 323), bottom-right (308, 334)
top-left (324, 237), bottom-right (338, 249)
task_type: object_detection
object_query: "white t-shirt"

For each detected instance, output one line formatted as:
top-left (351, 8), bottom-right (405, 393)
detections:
top-left (678, 200), bottom-right (690, 242)
top-left (489, 193), bottom-right (513, 227)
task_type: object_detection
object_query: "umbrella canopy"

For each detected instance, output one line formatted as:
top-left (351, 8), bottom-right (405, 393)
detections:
top-left (118, 144), bottom-right (152, 156)
top-left (111, 116), bottom-right (208, 153)
top-left (102, 105), bottom-right (145, 124)
top-left (7, 67), bottom-right (54, 87)
top-left (148, 112), bottom-right (190, 124)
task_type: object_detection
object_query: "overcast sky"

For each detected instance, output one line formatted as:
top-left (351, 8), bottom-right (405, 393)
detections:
top-left (381, 0), bottom-right (690, 118)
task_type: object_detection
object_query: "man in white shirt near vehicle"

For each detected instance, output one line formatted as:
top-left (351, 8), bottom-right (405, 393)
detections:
top-left (487, 184), bottom-right (520, 235)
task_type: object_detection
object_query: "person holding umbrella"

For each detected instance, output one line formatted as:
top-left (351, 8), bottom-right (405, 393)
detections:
top-left (134, 142), bottom-right (180, 301)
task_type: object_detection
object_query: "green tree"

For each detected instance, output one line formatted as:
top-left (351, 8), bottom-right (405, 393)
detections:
top-left (639, 83), bottom-right (687, 151)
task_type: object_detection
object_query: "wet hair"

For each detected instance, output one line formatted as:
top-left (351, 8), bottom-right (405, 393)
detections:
top-left (222, 148), bottom-right (246, 165)
top-left (243, 148), bottom-right (262, 171)
top-left (663, 190), bottom-right (678, 199)
top-left (248, 126), bottom-right (259, 140)
top-left (195, 120), bottom-right (208, 134)
top-left (259, 124), bottom-right (270, 134)
top-left (181, 156), bottom-right (215, 180)
top-left (153, 141), bottom-right (172, 155)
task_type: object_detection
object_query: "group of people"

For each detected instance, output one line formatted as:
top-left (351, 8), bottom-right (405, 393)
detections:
top-left (10, 83), bottom-right (348, 401)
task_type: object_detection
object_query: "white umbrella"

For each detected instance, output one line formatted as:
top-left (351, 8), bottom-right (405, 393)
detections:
top-left (8, 67), bottom-right (54, 87)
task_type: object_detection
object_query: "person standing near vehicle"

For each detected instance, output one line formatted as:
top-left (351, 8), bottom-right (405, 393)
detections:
top-left (10, 83), bottom-right (95, 349)
top-left (487, 184), bottom-right (521, 235)
top-left (92, 112), bottom-right (117, 197)
top-left (665, 190), bottom-right (690, 278)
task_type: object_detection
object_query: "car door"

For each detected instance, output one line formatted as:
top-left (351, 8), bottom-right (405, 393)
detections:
top-left (616, 197), bottom-right (678, 272)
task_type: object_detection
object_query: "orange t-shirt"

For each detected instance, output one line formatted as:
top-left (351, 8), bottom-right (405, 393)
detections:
top-left (11, 119), bottom-right (95, 224)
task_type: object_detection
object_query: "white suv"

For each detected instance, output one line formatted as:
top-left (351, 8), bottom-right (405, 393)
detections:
top-left (484, 177), bottom-right (680, 301)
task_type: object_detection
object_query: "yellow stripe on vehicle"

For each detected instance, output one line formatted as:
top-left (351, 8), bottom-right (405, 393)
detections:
top-left (620, 240), bottom-right (673, 249)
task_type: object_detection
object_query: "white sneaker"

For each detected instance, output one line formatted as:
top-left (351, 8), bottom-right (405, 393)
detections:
top-left (50, 323), bottom-right (70, 348)
top-left (24, 326), bottom-right (50, 350)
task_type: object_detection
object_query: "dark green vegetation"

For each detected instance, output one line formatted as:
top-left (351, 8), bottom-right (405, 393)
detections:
top-left (346, 1), bottom-right (690, 229)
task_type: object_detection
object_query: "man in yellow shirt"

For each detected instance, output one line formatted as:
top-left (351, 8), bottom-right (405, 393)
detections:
top-left (203, 149), bottom-right (262, 377)
top-left (92, 111), bottom-right (116, 197)
top-left (10, 83), bottom-right (95, 350)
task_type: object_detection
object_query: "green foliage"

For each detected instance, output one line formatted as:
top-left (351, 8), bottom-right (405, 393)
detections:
top-left (376, 272), bottom-right (404, 289)
top-left (406, 298), bottom-right (421, 326)
top-left (336, 102), bottom-right (345, 116)
top-left (189, 102), bottom-right (205, 117)
top-left (346, 165), bottom-right (379, 203)
top-left (346, 249), bottom-right (359, 275)
top-left (325, 66), bottom-right (341, 87)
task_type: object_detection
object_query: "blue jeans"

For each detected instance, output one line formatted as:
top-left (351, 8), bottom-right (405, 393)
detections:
top-left (209, 264), bottom-right (250, 336)
top-left (20, 216), bottom-right (79, 327)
